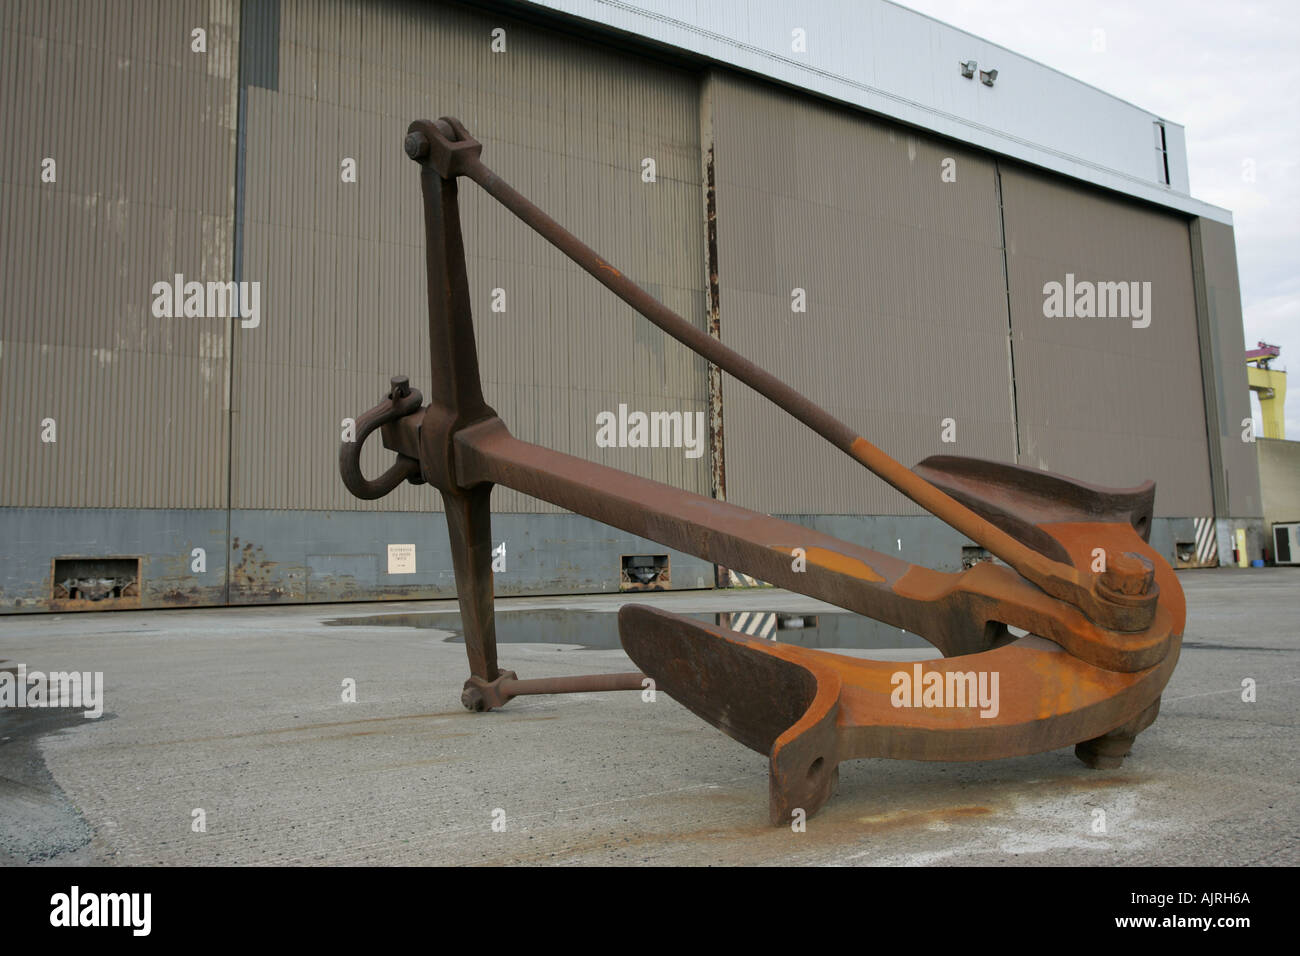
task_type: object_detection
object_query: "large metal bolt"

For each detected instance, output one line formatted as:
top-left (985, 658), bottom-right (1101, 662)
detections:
top-left (389, 375), bottom-right (410, 400)
top-left (404, 131), bottom-right (429, 161)
top-left (1099, 552), bottom-right (1155, 597)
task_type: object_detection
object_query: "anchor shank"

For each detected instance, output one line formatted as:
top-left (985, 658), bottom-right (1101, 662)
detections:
top-left (455, 419), bottom-right (1033, 660)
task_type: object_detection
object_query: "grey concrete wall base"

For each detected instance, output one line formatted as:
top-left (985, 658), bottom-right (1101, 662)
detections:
top-left (0, 509), bottom-right (229, 612)
top-left (773, 514), bottom-right (1201, 574)
top-left (1244, 519), bottom-right (1268, 565)
top-left (1151, 516), bottom-right (1212, 569)
top-left (1213, 517), bottom-right (1268, 567)
top-left (1, 508), bottom-right (1242, 613)
top-left (227, 510), bottom-right (715, 604)
top-left (0, 509), bottom-right (715, 613)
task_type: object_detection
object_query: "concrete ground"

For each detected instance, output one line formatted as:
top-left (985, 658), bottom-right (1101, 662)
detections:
top-left (0, 568), bottom-right (1295, 866)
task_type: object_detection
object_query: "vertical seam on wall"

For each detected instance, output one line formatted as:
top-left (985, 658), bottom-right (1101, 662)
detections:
top-left (700, 71), bottom-right (727, 589)
top-left (226, 0), bottom-right (280, 603)
top-left (993, 161), bottom-right (1021, 460)
top-left (1187, 217), bottom-right (1228, 519)
top-left (226, 10), bottom-right (249, 604)
top-left (225, 84), bottom-right (244, 604)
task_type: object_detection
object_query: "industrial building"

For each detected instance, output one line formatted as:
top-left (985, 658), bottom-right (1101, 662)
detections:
top-left (0, 0), bottom-right (1265, 611)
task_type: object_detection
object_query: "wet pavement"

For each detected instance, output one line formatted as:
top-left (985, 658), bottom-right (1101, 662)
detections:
top-left (322, 604), bottom-right (935, 651)
top-left (0, 569), bottom-right (1295, 865)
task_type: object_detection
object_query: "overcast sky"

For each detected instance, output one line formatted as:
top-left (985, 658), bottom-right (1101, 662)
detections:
top-left (895, 0), bottom-right (1300, 437)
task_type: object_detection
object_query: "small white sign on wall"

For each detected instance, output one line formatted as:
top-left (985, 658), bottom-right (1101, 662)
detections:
top-left (387, 543), bottom-right (417, 574)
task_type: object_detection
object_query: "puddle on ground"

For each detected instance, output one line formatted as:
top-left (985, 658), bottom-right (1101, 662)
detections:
top-left (323, 608), bottom-right (933, 651)
top-left (0, 699), bottom-right (103, 863)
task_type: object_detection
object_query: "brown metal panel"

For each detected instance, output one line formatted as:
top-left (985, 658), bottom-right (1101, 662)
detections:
top-left (230, 0), bottom-right (706, 512)
top-left (1000, 165), bottom-right (1213, 517)
top-left (708, 73), bottom-right (1017, 516)
top-left (0, 3), bottom-right (237, 509)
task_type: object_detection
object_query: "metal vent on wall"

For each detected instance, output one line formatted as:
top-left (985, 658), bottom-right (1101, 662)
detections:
top-left (621, 554), bottom-right (669, 591)
top-left (51, 557), bottom-right (142, 607)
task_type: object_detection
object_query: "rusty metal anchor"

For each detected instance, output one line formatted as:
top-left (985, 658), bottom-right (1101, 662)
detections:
top-left (339, 117), bottom-right (1184, 825)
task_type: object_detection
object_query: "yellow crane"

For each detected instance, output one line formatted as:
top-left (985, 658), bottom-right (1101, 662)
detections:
top-left (1247, 341), bottom-right (1286, 439)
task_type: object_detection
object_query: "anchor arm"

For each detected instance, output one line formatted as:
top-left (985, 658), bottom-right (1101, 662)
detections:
top-left (619, 604), bottom-right (1180, 824)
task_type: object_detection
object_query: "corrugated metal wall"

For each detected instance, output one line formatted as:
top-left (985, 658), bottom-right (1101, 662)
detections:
top-left (233, 0), bottom-right (709, 513)
top-left (0, 0), bottom-right (238, 508)
top-left (1, 0), bottom-right (1249, 613)
top-left (999, 166), bottom-right (1213, 516)
top-left (707, 73), bottom-right (1018, 516)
